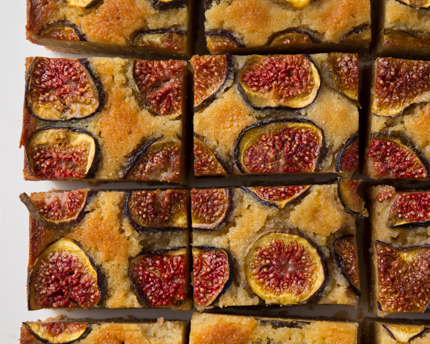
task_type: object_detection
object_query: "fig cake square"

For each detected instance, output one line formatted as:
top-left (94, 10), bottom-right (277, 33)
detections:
top-left (190, 182), bottom-right (366, 310)
top-left (21, 57), bottom-right (185, 183)
top-left (189, 312), bottom-right (359, 344)
top-left (370, 185), bottom-right (430, 316)
top-left (191, 54), bottom-right (360, 177)
top-left (364, 57), bottom-right (430, 180)
top-left (203, 0), bottom-right (371, 54)
top-left (26, 0), bottom-right (190, 58)
top-left (380, 0), bottom-right (430, 56)
top-left (21, 188), bottom-right (191, 311)
top-left (373, 320), bottom-right (430, 343)
top-left (20, 316), bottom-right (188, 344)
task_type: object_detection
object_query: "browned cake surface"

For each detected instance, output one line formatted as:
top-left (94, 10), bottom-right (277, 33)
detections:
top-left (26, 190), bottom-right (191, 310)
top-left (20, 316), bottom-right (187, 344)
top-left (21, 57), bottom-right (184, 182)
top-left (192, 184), bottom-right (360, 310)
top-left (193, 54), bottom-right (359, 176)
top-left (189, 312), bottom-right (358, 344)
top-left (26, 0), bottom-right (188, 45)
top-left (205, 0), bottom-right (370, 49)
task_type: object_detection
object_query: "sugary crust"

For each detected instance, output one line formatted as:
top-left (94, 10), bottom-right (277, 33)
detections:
top-left (205, 0), bottom-right (370, 47)
top-left (375, 322), bottom-right (430, 344)
top-left (22, 57), bottom-right (184, 182)
top-left (26, 0), bottom-right (188, 46)
top-left (194, 88), bottom-right (257, 161)
top-left (27, 190), bottom-right (191, 310)
top-left (192, 184), bottom-right (359, 310)
top-left (190, 313), bottom-right (358, 344)
top-left (193, 54), bottom-right (359, 175)
top-left (20, 317), bottom-right (187, 344)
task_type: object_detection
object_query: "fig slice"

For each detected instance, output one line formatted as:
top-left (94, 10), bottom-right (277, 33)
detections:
top-left (192, 246), bottom-right (232, 307)
top-left (382, 324), bottom-right (428, 343)
top-left (376, 241), bottom-right (430, 313)
top-left (372, 58), bottom-right (430, 117)
top-left (242, 185), bottom-right (310, 209)
top-left (257, 319), bottom-right (311, 328)
top-left (270, 0), bottom-right (311, 8)
top-left (367, 134), bottom-right (429, 180)
top-left (341, 24), bottom-right (372, 42)
top-left (268, 29), bottom-right (320, 47)
top-left (396, 0), bottom-right (430, 9)
top-left (66, 0), bottom-right (102, 8)
top-left (28, 239), bottom-right (104, 310)
top-left (335, 134), bottom-right (359, 173)
top-left (151, 0), bottom-right (188, 10)
top-left (205, 30), bottom-right (244, 53)
top-left (245, 230), bottom-right (328, 305)
top-left (23, 322), bottom-right (91, 344)
top-left (327, 53), bottom-right (359, 102)
top-left (191, 54), bottom-right (233, 111)
top-left (235, 119), bottom-right (324, 174)
top-left (383, 30), bottom-right (430, 48)
top-left (124, 190), bottom-right (188, 232)
top-left (191, 188), bottom-right (231, 230)
top-left (238, 55), bottom-right (321, 109)
top-left (38, 22), bottom-right (86, 41)
top-left (387, 192), bottom-right (430, 228)
top-left (26, 57), bottom-right (104, 121)
top-left (133, 59), bottom-right (183, 119)
top-left (193, 135), bottom-right (227, 176)
top-left (20, 189), bottom-right (97, 230)
top-left (333, 235), bottom-right (361, 296)
top-left (132, 29), bottom-right (187, 52)
top-left (123, 133), bottom-right (181, 182)
top-left (129, 248), bottom-right (187, 307)
top-left (376, 188), bottom-right (395, 203)
top-left (337, 178), bottom-right (369, 217)
top-left (25, 127), bottom-right (101, 180)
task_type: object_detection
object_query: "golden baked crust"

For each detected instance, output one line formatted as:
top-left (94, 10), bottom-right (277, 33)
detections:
top-left (20, 316), bottom-right (187, 344)
top-left (26, 0), bottom-right (189, 56)
top-left (21, 57), bottom-right (184, 182)
top-left (204, 0), bottom-right (370, 49)
top-left (190, 313), bottom-right (358, 344)
top-left (26, 189), bottom-right (191, 310)
top-left (191, 184), bottom-right (360, 310)
top-left (193, 54), bottom-right (359, 176)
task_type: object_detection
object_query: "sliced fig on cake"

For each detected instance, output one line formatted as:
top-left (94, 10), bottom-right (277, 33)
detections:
top-left (191, 188), bottom-right (231, 230)
top-left (26, 57), bottom-right (104, 121)
top-left (20, 189), bottom-right (97, 230)
top-left (238, 55), bottom-right (320, 109)
top-left (28, 239), bottom-right (105, 310)
top-left (242, 185), bottom-right (310, 209)
top-left (235, 119), bottom-right (325, 174)
top-left (245, 230), bottom-right (328, 304)
top-left (25, 127), bottom-right (101, 180)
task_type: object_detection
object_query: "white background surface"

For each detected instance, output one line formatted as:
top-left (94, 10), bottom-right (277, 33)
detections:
top-left (4, 2), bottom-right (430, 343)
